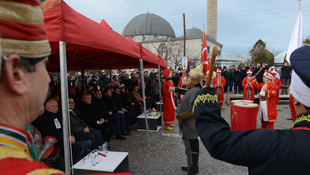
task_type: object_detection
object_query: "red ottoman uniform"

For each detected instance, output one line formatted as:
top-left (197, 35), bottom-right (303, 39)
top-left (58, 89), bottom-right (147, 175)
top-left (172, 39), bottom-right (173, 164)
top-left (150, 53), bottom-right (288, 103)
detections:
top-left (162, 69), bottom-right (176, 128)
top-left (257, 70), bottom-right (278, 129)
top-left (289, 94), bottom-right (297, 120)
top-left (271, 69), bottom-right (282, 105)
top-left (213, 69), bottom-right (226, 108)
top-left (242, 69), bottom-right (259, 102)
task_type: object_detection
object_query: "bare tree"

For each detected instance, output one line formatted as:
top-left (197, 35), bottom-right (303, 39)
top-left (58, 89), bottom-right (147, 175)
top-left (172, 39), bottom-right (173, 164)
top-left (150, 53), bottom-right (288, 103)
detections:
top-left (150, 39), bottom-right (200, 69)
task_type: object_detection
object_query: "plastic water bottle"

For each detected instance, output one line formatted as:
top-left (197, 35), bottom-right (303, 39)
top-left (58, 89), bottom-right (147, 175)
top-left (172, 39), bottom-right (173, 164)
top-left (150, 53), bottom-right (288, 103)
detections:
top-left (94, 149), bottom-right (99, 164)
top-left (91, 151), bottom-right (96, 166)
top-left (102, 142), bottom-right (109, 154)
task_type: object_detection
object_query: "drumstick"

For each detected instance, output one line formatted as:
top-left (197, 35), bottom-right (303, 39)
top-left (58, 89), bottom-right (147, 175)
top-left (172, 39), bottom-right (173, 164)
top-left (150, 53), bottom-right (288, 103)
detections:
top-left (206, 47), bottom-right (218, 88)
top-left (253, 68), bottom-right (263, 78)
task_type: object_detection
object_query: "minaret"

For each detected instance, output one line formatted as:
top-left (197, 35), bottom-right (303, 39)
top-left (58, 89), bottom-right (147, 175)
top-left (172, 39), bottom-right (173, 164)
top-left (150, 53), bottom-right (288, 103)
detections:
top-left (207, 0), bottom-right (217, 40)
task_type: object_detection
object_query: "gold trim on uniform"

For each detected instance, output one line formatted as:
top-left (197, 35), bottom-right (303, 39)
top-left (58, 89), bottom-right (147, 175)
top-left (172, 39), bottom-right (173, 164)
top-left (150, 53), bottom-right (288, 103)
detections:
top-left (192, 93), bottom-right (218, 112)
top-left (0, 1), bottom-right (43, 24)
top-left (0, 145), bottom-right (32, 161)
top-left (27, 169), bottom-right (64, 175)
top-left (292, 114), bottom-right (310, 127)
top-left (1, 39), bottom-right (51, 58)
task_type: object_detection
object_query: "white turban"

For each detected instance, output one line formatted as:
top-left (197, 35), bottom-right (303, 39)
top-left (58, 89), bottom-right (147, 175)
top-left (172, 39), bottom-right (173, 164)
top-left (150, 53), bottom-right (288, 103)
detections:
top-left (290, 71), bottom-right (310, 108)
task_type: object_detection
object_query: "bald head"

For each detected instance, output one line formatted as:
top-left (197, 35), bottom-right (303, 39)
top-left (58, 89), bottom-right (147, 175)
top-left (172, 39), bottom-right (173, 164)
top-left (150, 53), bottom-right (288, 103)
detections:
top-left (45, 99), bottom-right (58, 114)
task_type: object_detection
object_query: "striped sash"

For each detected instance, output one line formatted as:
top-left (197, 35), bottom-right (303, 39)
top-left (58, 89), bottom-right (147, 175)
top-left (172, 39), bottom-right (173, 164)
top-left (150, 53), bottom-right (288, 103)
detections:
top-left (0, 124), bottom-right (33, 157)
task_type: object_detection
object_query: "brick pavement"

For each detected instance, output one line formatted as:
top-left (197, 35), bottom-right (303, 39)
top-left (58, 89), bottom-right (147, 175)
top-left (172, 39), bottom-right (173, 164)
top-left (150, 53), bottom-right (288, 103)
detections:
top-left (109, 101), bottom-right (293, 175)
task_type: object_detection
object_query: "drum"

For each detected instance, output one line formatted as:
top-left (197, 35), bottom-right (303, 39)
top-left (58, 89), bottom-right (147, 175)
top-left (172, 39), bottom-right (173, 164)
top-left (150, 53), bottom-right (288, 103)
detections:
top-left (231, 100), bottom-right (253, 106)
top-left (230, 102), bottom-right (258, 131)
top-left (230, 100), bottom-right (253, 120)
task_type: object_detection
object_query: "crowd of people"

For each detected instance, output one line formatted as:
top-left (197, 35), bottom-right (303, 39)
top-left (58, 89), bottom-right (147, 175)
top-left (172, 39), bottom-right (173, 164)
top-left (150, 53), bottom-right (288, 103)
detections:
top-left (28, 69), bottom-right (165, 168)
top-left (212, 63), bottom-right (292, 95)
top-left (1, 1), bottom-right (309, 175)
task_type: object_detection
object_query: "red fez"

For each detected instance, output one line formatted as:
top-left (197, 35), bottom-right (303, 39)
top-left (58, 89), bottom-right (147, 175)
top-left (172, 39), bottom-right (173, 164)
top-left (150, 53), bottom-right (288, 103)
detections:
top-left (162, 69), bottom-right (172, 78)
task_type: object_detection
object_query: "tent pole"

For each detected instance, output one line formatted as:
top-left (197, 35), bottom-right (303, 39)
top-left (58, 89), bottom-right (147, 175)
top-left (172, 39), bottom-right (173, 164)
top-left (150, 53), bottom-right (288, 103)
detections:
top-left (59, 41), bottom-right (72, 174)
top-left (140, 59), bottom-right (150, 146)
top-left (81, 67), bottom-right (85, 89)
top-left (110, 69), bottom-right (112, 83)
top-left (158, 65), bottom-right (163, 124)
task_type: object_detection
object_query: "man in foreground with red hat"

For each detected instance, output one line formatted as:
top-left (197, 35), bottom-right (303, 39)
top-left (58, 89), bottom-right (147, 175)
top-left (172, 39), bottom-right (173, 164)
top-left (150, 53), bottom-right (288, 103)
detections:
top-left (192, 46), bottom-right (310, 175)
top-left (162, 69), bottom-right (176, 131)
top-left (0, 1), bottom-right (133, 174)
top-left (213, 69), bottom-right (226, 108)
top-left (0, 0), bottom-right (64, 174)
top-left (257, 70), bottom-right (278, 129)
top-left (241, 69), bottom-right (259, 102)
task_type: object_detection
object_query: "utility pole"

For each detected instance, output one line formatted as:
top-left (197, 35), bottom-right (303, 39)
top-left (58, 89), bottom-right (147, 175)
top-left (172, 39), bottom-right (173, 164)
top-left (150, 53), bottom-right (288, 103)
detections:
top-left (183, 13), bottom-right (186, 56)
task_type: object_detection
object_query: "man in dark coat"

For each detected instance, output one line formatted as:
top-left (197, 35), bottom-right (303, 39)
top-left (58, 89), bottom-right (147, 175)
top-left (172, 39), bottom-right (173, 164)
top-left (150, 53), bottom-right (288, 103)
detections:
top-left (78, 93), bottom-right (115, 143)
top-left (192, 46), bottom-right (310, 175)
top-left (120, 85), bottom-right (137, 127)
top-left (281, 62), bottom-right (292, 95)
top-left (227, 66), bottom-right (235, 92)
top-left (233, 67), bottom-right (243, 94)
top-left (33, 98), bottom-right (91, 164)
top-left (68, 97), bottom-right (104, 149)
top-left (98, 70), bottom-right (109, 88)
top-left (221, 66), bottom-right (228, 93)
top-left (102, 86), bottom-right (129, 140)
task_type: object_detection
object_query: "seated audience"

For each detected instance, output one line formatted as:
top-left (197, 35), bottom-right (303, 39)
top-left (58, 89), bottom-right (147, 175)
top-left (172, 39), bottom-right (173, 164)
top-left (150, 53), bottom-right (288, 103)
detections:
top-left (33, 98), bottom-right (91, 164)
top-left (78, 93), bottom-right (115, 143)
top-left (102, 85), bottom-right (130, 140)
top-left (68, 97), bottom-right (104, 150)
top-left (130, 83), bottom-right (143, 116)
top-left (120, 85), bottom-right (137, 127)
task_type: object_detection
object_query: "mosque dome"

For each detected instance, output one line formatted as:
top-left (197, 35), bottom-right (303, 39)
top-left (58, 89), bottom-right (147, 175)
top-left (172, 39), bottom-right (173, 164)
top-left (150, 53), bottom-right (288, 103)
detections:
top-left (122, 13), bottom-right (175, 38)
top-left (186, 27), bottom-right (203, 37)
top-left (274, 51), bottom-right (287, 64)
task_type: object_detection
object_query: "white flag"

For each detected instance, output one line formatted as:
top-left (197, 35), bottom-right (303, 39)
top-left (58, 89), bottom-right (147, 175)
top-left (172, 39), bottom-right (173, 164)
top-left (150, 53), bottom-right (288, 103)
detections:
top-left (287, 8), bottom-right (303, 64)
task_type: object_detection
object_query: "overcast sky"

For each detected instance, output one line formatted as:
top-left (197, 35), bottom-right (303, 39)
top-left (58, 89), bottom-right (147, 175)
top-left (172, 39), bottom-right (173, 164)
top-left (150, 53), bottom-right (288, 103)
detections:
top-left (64, 0), bottom-right (309, 57)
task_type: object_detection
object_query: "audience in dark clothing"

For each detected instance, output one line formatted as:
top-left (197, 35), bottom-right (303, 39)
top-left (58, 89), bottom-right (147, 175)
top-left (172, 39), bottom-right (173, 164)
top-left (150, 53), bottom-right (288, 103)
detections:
top-left (102, 85), bottom-right (130, 140)
top-left (234, 68), bottom-right (243, 94)
top-left (280, 62), bottom-right (292, 95)
top-left (33, 98), bottom-right (91, 164)
top-left (68, 97), bottom-right (104, 150)
top-left (78, 93), bottom-right (115, 143)
top-left (120, 85), bottom-right (137, 127)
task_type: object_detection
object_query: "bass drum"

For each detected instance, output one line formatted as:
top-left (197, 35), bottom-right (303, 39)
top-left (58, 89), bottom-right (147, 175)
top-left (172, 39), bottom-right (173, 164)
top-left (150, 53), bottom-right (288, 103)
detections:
top-left (230, 100), bottom-right (253, 121)
top-left (230, 102), bottom-right (258, 131)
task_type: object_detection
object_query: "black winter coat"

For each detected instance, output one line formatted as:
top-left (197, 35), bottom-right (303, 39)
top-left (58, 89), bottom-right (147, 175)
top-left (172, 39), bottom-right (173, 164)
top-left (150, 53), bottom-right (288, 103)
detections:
top-left (281, 66), bottom-right (292, 79)
top-left (77, 101), bottom-right (100, 128)
top-left (233, 70), bottom-right (243, 82)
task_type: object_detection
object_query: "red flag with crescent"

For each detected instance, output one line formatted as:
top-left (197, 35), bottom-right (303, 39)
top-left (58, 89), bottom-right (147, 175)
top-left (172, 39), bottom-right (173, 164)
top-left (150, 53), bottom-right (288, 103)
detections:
top-left (201, 30), bottom-right (209, 75)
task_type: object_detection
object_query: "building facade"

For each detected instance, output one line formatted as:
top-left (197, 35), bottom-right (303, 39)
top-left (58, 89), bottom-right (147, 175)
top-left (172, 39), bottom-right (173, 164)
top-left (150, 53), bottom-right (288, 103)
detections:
top-left (122, 13), bottom-right (223, 69)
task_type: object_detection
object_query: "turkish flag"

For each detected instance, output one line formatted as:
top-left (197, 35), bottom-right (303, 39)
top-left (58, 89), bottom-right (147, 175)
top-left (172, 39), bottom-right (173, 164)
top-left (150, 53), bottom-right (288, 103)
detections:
top-left (201, 31), bottom-right (209, 75)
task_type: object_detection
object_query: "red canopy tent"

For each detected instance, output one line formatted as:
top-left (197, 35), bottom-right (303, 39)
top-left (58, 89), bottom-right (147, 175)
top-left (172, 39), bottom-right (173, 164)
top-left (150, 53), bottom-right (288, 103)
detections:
top-left (42, 2), bottom-right (165, 173)
top-left (43, 0), bottom-right (167, 72)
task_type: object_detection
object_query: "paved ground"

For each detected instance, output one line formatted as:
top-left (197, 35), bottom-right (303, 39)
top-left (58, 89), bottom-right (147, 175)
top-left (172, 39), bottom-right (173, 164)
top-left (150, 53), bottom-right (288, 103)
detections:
top-left (109, 93), bottom-right (293, 175)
